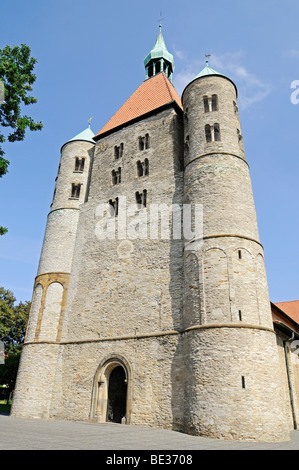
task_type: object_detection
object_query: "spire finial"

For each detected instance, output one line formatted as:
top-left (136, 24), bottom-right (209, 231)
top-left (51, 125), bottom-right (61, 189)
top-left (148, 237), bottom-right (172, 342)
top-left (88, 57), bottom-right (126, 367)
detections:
top-left (88, 116), bottom-right (93, 128)
top-left (158, 11), bottom-right (164, 31)
top-left (205, 54), bottom-right (211, 66)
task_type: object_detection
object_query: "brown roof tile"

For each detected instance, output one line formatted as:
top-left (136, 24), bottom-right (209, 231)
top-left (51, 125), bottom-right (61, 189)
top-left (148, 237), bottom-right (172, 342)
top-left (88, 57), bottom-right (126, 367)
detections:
top-left (275, 300), bottom-right (299, 325)
top-left (95, 73), bottom-right (183, 138)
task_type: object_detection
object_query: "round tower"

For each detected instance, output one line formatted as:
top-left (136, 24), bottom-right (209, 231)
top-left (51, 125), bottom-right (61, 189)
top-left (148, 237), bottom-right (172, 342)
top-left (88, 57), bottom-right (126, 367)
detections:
top-left (11, 126), bottom-right (95, 419)
top-left (181, 62), bottom-right (290, 441)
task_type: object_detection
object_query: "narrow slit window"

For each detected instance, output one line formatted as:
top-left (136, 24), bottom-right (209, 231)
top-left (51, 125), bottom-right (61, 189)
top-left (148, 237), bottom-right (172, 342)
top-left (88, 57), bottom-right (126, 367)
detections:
top-left (242, 376), bottom-right (246, 389)
top-left (238, 250), bottom-right (242, 259)
top-left (238, 310), bottom-right (242, 321)
top-left (143, 189), bottom-right (147, 208)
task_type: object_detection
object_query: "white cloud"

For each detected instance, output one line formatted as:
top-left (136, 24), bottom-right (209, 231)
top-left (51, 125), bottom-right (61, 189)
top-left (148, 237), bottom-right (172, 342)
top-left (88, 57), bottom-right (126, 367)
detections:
top-left (173, 51), bottom-right (273, 109)
top-left (288, 49), bottom-right (299, 58)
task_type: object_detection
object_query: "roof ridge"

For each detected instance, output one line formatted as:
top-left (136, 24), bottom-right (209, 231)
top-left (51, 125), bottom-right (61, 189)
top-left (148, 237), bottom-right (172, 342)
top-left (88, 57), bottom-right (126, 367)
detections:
top-left (161, 71), bottom-right (178, 102)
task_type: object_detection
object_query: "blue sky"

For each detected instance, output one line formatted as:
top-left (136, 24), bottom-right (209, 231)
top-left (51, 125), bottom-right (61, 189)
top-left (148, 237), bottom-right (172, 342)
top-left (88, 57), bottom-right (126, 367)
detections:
top-left (0, 0), bottom-right (298, 303)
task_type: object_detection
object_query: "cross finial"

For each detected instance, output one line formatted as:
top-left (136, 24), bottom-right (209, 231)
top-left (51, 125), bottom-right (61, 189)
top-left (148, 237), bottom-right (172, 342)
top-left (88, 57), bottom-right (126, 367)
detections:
top-left (205, 54), bottom-right (211, 66)
top-left (158, 11), bottom-right (165, 30)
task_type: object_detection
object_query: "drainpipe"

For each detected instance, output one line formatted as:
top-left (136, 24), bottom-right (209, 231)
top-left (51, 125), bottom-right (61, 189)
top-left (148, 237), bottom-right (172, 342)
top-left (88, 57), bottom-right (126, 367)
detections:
top-left (283, 331), bottom-right (298, 430)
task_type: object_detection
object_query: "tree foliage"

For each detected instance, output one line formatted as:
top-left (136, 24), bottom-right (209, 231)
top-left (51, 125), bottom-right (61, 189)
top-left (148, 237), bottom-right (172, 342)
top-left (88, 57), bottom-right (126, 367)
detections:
top-left (0, 287), bottom-right (31, 392)
top-left (0, 44), bottom-right (43, 233)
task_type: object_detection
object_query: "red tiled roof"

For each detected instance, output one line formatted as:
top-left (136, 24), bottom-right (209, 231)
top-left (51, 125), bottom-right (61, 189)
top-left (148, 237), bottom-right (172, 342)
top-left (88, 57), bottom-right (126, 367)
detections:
top-left (95, 73), bottom-right (183, 138)
top-left (274, 300), bottom-right (299, 325)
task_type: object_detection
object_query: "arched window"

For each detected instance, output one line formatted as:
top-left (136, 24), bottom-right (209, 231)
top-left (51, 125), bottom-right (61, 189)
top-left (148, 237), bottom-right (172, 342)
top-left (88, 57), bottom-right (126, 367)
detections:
top-left (137, 160), bottom-right (143, 177)
top-left (135, 190), bottom-right (147, 209)
top-left (203, 96), bottom-right (209, 113)
top-left (212, 94), bottom-right (218, 111)
top-left (112, 170), bottom-right (117, 185)
top-left (144, 158), bottom-right (149, 176)
top-left (108, 198), bottom-right (118, 217)
top-left (145, 133), bottom-right (150, 149)
top-left (214, 123), bottom-right (221, 141)
top-left (138, 136), bottom-right (144, 151)
top-left (205, 124), bottom-right (212, 143)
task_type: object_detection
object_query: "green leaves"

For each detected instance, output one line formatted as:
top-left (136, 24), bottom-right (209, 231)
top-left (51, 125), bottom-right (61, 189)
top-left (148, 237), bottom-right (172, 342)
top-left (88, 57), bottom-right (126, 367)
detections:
top-left (0, 287), bottom-right (30, 354)
top-left (0, 43), bottom-right (43, 234)
top-left (0, 287), bottom-right (30, 391)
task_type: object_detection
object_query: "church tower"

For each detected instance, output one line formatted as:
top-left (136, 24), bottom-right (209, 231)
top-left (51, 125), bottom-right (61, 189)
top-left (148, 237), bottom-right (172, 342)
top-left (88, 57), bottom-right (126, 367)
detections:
top-left (11, 126), bottom-right (95, 418)
top-left (181, 60), bottom-right (289, 441)
top-left (11, 28), bottom-right (292, 443)
top-left (144, 24), bottom-right (175, 81)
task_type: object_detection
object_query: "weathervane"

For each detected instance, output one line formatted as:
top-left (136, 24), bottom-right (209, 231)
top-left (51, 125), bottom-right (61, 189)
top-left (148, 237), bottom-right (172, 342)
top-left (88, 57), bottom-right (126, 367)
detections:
top-left (205, 54), bottom-right (211, 66)
top-left (88, 116), bottom-right (93, 128)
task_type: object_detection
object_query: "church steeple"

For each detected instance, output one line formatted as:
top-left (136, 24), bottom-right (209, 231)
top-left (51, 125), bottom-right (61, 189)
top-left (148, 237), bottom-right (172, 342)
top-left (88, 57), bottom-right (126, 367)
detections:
top-left (144, 25), bottom-right (174, 82)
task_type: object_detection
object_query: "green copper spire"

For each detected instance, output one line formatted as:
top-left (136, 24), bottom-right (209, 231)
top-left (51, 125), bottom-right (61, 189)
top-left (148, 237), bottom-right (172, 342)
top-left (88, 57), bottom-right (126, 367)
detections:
top-left (144, 25), bottom-right (175, 82)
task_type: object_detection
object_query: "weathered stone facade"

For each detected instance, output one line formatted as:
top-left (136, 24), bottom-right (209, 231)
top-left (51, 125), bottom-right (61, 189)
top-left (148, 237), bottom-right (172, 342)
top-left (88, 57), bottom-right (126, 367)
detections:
top-left (11, 32), bottom-right (297, 442)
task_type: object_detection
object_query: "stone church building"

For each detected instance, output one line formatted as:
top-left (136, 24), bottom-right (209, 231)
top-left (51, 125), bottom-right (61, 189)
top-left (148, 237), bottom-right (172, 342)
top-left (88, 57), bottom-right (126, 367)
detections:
top-left (11, 27), bottom-right (299, 442)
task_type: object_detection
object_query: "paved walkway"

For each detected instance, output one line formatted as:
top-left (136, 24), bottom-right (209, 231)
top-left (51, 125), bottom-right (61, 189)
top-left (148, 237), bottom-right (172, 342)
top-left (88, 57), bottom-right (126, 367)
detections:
top-left (0, 415), bottom-right (298, 450)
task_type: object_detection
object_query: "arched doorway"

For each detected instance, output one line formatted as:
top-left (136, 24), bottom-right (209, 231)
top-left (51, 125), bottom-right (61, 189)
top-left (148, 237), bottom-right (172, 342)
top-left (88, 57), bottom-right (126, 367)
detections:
top-left (107, 366), bottom-right (127, 423)
top-left (90, 356), bottom-right (131, 424)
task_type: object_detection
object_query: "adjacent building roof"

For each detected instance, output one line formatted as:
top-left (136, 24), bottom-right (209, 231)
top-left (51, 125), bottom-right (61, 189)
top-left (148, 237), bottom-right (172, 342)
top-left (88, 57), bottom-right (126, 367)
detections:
top-left (275, 300), bottom-right (299, 325)
top-left (95, 72), bottom-right (183, 139)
